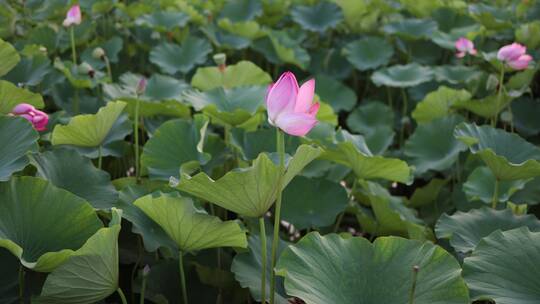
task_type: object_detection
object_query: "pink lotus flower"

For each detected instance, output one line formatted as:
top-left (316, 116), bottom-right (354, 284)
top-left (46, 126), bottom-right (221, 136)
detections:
top-left (497, 43), bottom-right (533, 70)
top-left (11, 103), bottom-right (49, 131)
top-left (455, 37), bottom-right (477, 58)
top-left (63, 4), bottom-right (82, 27)
top-left (266, 72), bottom-right (319, 137)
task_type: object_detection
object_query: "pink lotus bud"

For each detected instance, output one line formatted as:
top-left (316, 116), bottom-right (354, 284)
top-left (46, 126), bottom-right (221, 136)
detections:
top-left (266, 72), bottom-right (319, 137)
top-left (11, 103), bottom-right (49, 131)
top-left (455, 37), bottom-right (477, 58)
top-left (497, 43), bottom-right (533, 70)
top-left (136, 77), bottom-right (147, 96)
top-left (63, 5), bottom-right (82, 27)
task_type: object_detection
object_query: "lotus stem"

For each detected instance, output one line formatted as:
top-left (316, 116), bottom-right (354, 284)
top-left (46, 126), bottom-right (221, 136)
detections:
top-left (259, 217), bottom-right (268, 304)
top-left (400, 88), bottom-right (408, 146)
top-left (408, 265), bottom-right (419, 304)
top-left (18, 264), bottom-right (24, 304)
top-left (73, 88), bottom-right (80, 115)
top-left (179, 252), bottom-right (189, 304)
top-left (117, 287), bottom-right (128, 304)
top-left (140, 269), bottom-right (147, 304)
top-left (134, 99), bottom-right (141, 182)
top-left (269, 129), bottom-right (285, 304)
top-left (98, 145), bottom-right (103, 169)
top-left (492, 178), bottom-right (500, 209)
top-left (104, 55), bottom-right (112, 82)
top-left (70, 26), bottom-right (77, 64)
top-left (492, 67), bottom-right (505, 127)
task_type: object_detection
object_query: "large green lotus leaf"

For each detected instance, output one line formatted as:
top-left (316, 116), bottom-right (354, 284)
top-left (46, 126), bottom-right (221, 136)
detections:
top-left (409, 178), bottom-right (447, 208)
top-left (516, 21), bottom-right (540, 49)
top-left (463, 227), bottom-right (540, 303)
top-left (342, 36), bottom-right (394, 71)
top-left (433, 65), bottom-right (483, 85)
top-left (0, 248), bottom-right (18, 304)
top-left (290, 2), bottom-right (343, 33)
top-left (314, 74), bottom-right (356, 112)
top-left (134, 192), bottom-right (247, 252)
top-left (4, 54), bottom-right (52, 87)
top-left (371, 63), bottom-right (434, 88)
top-left (510, 177), bottom-right (540, 205)
top-left (219, 0), bottom-right (262, 22)
top-left (281, 176), bottom-right (348, 230)
top-left (51, 101), bottom-right (127, 148)
top-left (455, 123), bottom-right (540, 180)
top-left (435, 208), bottom-right (540, 254)
top-left (0, 177), bottom-right (103, 272)
top-left (322, 131), bottom-right (411, 183)
top-left (276, 233), bottom-right (469, 304)
top-left (0, 39), bottom-right (19, 77)
top-left (357, 181), bottom-right (432, 240)
top-left (267, 30), bottom-right (310, 69)
top-left (0, 116), bottom-right (39, 181)
top-left (383, 18), bottom-right (438, 39)
top-left (175, 145), bottom-right (322, 218)
top-left (0, 80), bottom-right (44, 114)
top-left (149, 36), bottom-right (211, 75)
top-left (136, 11), bottom-right (190, 31)
top-left (510, 97), bottom-right (540, 137)
top-left (30, 149), bottom-right (118, 210)
top-left (34, 209), bottom-right (122, 304)
top-left (469, 3), bottom-right (512, 30)
top-left (231, 226), bottom-right (288, 304)
top-left (141, 116), bottom-right (210, 181)
top-left (183, 86), bottom-right (266, 126)
top-left (114, 185), bottom-right (177, 252)
top-left (453, 94), bottom-right (512, 118)
top-left (346, 101), bottom-right (395, 155)
top-left (218, 19), bottom-right (264, 39)
top-left (412, 86), bottom-right (471, 123)
top-left (462, 166), bottom-right (528, 204)
top-left (405, 115), bottom-right (467, 175)
top-left (191, 61), bottom-right (271, 91)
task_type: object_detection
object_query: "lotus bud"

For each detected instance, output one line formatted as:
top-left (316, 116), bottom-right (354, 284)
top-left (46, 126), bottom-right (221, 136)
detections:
top-left (136, 77), bottom-right (147, 96)
top-left (92, 47), bottom-right (106, 60)
top-left (213, 53), bottom-right (227, 72)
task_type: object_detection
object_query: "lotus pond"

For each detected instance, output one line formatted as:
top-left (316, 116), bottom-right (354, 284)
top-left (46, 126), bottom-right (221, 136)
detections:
top-left (2, 0), bottom-right (540, 303)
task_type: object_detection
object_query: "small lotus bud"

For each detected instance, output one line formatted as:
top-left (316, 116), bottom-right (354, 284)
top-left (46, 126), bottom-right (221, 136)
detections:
top-left (136, 77), bottom-right (147, 96)
top-left (213, 53), bottom-right (227, 72)
top-left (142, 264), bottom-right (151, 277)
top-left (39, 46), bottom-right (47, 54)
top-left (92, 47), bottom-right (106, 59)
top-left (78, 62), bottom-right (95, 76)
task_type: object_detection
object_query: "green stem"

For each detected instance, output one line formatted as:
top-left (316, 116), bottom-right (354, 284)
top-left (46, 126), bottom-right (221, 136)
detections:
top-left (179, 252), bottom-right (189, 304)
top-left (98, 145), bottom-right (103, 169)
top-left (18, 264), bottom-right (24, 304)
top-left (259, 217), bottom-right (267, 304)
top-left (492, 67), bottom-right (505, 127)
top-left (408, 266), bottom-right (419, 304)
top-left (73, 88), bottom-right (80, 115)
top-left (492, 178), bottom-right (500, 209)
top-left (117, 288), bottom-right (128, 304)
top-left (140, 272), bottom-right (147, 304)
top-left (134, 99), bottom-right (141, 182)
top-left (70, 26), bottom-right (77, 64)
top-left (104, 56), bottom-right (112, 82)
top-left (269, 129), bottom-right (285, 304)
top-left (400, 88), bottom-right (408, 146)
top-left (386, 87), bottom-right (393, 108)
top-left (333, 212), bottom-right (345, 233)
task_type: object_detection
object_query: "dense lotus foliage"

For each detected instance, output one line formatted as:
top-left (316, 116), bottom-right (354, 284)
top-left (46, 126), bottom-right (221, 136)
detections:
top-left (2, 0), bottom-right (540, 304)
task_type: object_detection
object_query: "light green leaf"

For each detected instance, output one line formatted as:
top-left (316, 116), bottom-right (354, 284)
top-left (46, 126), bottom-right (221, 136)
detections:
top-left (455, 123), bottom-right (540, 180)
top-left (409, 178), bottom-right (447, 207)
top-left (412, 86), bottom-right (471, 123)
top-left (405, 115), bottom-right (467, 175)
top-left (149, 36), bottom-right (212, 75)
top-left (371, 63), bottom-right (433, 88)
top-left (290, 2), bottom-right (343, 33)
top-left (463, 167), bottom-right (528, 204)
top-left (463, 227), bottom-right (540, 303)
top-left (0, 116), bottom-right (39, 181)
top-left (175, 145), bottom-right (322, 218)
top-left (454, 94), bottom-right (512, 118)
top-left (0, 177), bottom-right (103, 272)
top-left (276, 232), bottom-right (469, 304)
top-left (134, 192), bottom-right (247, 252)
top-left (0, 80), bottom-right (44, 114)
top-left (435, 208), bottom-right (540, 254)
top-left (51, 101), bottom-right (127, 148)
top-left (35, 209), bottom-right (122, 304)
top-left (30, 149), bottom-right (118, 210)
top-left (191, 61), bottom-right (271, 91)
top-left (343, 36), bottom-right (394, 71)
top-left (141, 116), bottom-right (210, 181)
top-left (0, 39), bottom-right (19, 77)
